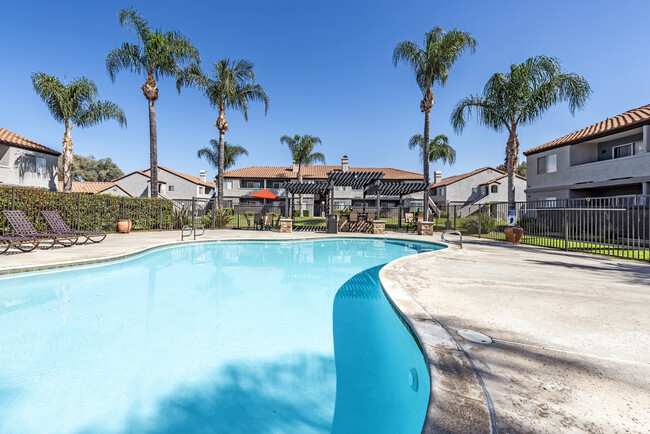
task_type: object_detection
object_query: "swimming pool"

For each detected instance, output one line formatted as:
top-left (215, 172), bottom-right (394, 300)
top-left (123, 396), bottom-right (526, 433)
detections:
top-left (0, 238), bottom-right (443, 433)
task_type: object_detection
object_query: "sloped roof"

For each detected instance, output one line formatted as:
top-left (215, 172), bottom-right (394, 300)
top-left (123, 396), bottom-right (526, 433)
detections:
top-left (478, 174), bottom-right (526, 186)
top-left (142, 166), bottom-right (215, 188)
top-left (430, 167), bottom-right (501, 188)
top-left (57, 181), bottom-right (132, 196)
top-left (524, 104), bottom-right (650, 156)
top-left (0, 126), bottom-right (60, 156)
top-left (112, 170), bottom-right (166, 184)
top-left (224, 165), bottom-right (423, 180)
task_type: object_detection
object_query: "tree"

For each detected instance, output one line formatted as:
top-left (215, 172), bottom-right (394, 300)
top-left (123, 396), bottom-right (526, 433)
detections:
top-left (393, 26), bottom-right (477, 219)
top-left (197, 140), bottom-right (248, 171)
top-left (31, 73), bottom-right (126, 192)
top-left (280, 134), bottom-right (325, 216)
top-left (106, 7), bottom-right (200, 197)
top-left (451, 55), bottom-right (591, 205)
top-left (57, 155), bottom-right (125, 182)
top-left (177, 59), bottom-right (269, 207)
top-left (497, 161), bottom-right (527, 178)
top-left (408, 133), bottom-right (456, 165)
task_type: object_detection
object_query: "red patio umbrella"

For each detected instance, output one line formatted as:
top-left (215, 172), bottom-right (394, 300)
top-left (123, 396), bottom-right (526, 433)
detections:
top-left (249, 189), bottom-right (279, 200)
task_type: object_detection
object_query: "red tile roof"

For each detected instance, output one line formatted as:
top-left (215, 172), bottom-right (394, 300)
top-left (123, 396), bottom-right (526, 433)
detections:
top-left (0, 126), bottom-right (60, 156)
top-left (524, 104), bottom-right (650, 156)
top-left (57, 181), bottom-right (132, 196)
top-left (430, 167), bottom-right (501, 188)
top-left (224, 165), bottom-right (423, 180)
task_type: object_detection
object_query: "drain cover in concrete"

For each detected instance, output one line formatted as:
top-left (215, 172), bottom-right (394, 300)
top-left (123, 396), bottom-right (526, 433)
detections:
top-left (458, 329), bottom-right (492, 344)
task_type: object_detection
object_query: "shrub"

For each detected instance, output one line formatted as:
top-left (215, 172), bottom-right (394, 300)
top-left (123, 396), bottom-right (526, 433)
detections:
top-left (302, 210), bottom-right (309, 217)
top-left (293, 209), bottom-right (300, 217)
top-left (464, 212), bottom-right (496, 234)
top-left (223, 207), bottom-right (233, 216)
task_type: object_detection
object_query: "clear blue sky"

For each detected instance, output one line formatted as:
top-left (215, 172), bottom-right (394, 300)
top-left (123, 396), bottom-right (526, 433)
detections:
top-left (2, 0), bottom-right (648, 181)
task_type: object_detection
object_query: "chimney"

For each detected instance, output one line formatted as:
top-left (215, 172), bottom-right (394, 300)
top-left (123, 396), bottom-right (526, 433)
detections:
top-left (199, 170), bottom-right (207, 182)
top-left (433, 171), bottom-right (442, 184)
top-left (292, 160), bottom-right (298, 173)
top-left (341, 155), bottom-right (349, 173)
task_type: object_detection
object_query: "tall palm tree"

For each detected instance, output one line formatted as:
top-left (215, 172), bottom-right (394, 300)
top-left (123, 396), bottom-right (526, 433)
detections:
top-left (451, 55), bottom-right (591, 205)
top-left (31, 73), bottom-right (126, 192)
top-left (197, 140), bottom-right (248, 171)
top-left (280, 134), bottom-right (325, 216)
top-left (106, 7), bottom-right (199, 197)
top-left (393, 26), bottom-right (477, 219)
top-left (177, 59), bottom-right (269, 207)
top-left (408, 133), bottom-right (456, 166)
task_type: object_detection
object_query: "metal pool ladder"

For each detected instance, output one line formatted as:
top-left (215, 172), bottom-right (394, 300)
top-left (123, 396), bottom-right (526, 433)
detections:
top-left (441, 230), bottom-right (462, 248)
top-left (181, 225), bottom-right (205, 241)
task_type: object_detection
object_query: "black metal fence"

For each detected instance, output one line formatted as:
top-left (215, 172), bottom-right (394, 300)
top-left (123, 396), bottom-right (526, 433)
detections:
top-left (0, 185), bottom-right (174, 235)
top-left (440, 196), bottom-right (650, 261)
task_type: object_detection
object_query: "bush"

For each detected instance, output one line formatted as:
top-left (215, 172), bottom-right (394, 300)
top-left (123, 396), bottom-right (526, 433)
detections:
top-left (223, 207), bottom-right (233, 216)
top-left (464, 212), bottom-right (496, 234)
top-left (517, 216), bottom-right (545, 233)
top-left (302, 210), bottom-right (309, 217)
top-left (293, 209), bottom-right (300, 217)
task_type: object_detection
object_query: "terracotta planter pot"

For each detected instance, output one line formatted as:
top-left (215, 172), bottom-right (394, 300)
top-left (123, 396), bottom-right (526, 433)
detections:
top-left (117, 219), bottom-right (132, 233)
top-left (504, 226), bottom-right (524, 244)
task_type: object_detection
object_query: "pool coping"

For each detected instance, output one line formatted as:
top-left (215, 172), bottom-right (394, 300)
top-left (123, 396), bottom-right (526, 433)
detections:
top-left (0, 233), bottom-right (493, 433)
top-left (379, 247), bottom-right (495, 434)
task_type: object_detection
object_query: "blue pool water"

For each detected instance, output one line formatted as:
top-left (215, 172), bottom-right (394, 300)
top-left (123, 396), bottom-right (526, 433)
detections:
top-left (0, 238), bottom-right (443, 433)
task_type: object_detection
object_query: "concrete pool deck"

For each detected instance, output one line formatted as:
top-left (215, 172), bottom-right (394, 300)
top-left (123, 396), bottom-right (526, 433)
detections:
top-left (1, 230), bottom-right (648, 433)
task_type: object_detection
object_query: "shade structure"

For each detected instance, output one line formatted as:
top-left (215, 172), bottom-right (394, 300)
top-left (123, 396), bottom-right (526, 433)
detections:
top-left (249, 189), bottom-right (279, 200)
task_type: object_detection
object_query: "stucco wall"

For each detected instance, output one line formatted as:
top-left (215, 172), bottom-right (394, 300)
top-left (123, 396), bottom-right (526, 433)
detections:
top-left (526, 126), bottom-right (649, 200)
top-left (430, 169), bottom-right (526, 205)
top-left (156, 169), bottom-right (213, 200)
top-left (0, 145), bottom-right (58, 190)
top-left (114, 173), bottom-right (150, 197)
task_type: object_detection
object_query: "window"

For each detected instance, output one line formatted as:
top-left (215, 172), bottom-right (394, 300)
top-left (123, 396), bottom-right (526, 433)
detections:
top-left (438, 187), bottom-right (445, 195)
top-left (491, 185), bottom-right (498, 193)
top-left (36, 157), bottom-right (46, 176)
top-left (334, 201), bottom-right (345, 209)
top-left (225, 180), bottom-right (233, 189)
top-left (613, 143), bottom-right (633, 159)
top-left (241, 180), bottom-right (262, 189)
top-left (537, 154), bottom-right (557, 174)
top-left (268, 181), bottom-right (282, 189)
top-left (472, 187), bottom-right (478, 194)
top-left (335, 186), bottom-right (346, 191)
top-left (198, 186), bottom-right (204, 195)
top-left (168, 185), bottom-right (174, 192)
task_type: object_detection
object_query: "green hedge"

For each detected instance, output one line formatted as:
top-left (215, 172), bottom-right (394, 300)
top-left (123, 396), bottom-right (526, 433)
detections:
top-left (0, 186), bottom-right (174, 235)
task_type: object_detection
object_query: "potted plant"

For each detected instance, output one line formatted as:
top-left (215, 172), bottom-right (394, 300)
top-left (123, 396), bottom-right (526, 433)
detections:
top-left (117, 219), bottom-right (132, 233)
top-left (504, 226), bottom-right (524, 243)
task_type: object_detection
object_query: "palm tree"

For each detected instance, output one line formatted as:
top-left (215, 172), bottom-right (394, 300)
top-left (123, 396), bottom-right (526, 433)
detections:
top-left (393, 26), bottom-right (477, 219)
top-left (106, 7), bottom-right (199, 197)
top-left (451, 55), bottom-right (591, 205)
top-left (280, 134), bottom-right (325, 216)
top-left (177, 59), bottom-right (269, 207)
top-left (408, 133), bottom-right (456, 166)
top-left (31, 73), bottom-right (126, 192)
top-left (197, 140), bottom-right (248, 171)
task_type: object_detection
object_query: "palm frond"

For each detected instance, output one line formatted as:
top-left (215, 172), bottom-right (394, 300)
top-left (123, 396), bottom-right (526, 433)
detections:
top-left (75, 100), bottom-right (127, 128)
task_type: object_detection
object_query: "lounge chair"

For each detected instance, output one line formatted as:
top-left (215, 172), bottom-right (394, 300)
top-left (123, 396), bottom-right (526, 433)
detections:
top-left (263, 213), bottom-right (274, 230)
top-left (41, 210), bottom-right (107, 244)
top-left (2, 210), bottom-right (77, 249)
top-left (367, 211), bottom-right (377, 221)
top-left (0, 235), bottom-right (40, 254)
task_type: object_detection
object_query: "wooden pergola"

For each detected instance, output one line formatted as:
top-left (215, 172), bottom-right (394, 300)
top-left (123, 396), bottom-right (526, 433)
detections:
top-left (327, 171), bottom-right (385, 215)
top-left (281, 182), bottom-right (330, 216)
top-left (364, 181), bottom-right (429, 228)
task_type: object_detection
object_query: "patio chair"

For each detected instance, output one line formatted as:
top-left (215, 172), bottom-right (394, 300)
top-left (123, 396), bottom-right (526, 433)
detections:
top-left (263, 214), bottom-right (274, 230)
top-left (0, 235), bottom-right (40, 254)
top-left (404, 213), bottom-right (415, 231)
top-left (244, 212), bottom-right (254, 229)
top-left (2, 210), bottom-right (78, 249)
top-left (41, 210), bottom-right (106, 244)
top-left (367, 211), bottom-right (376, 221)
top-left (253, 213), bottom-right (263, 230)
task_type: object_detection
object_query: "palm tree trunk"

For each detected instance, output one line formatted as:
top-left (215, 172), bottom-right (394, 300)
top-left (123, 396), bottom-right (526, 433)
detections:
top-left (218, 127), bottom-right (225, 208)
top-left (62, 121), bottom-right (73, 192)
top-left (506, 129), bottom-right (519, 208)
top-left (298, 168), bottom-right (303, 217)
top-left (215, 108), bottom-right (228, 209)
top-left (148, 98), bottom-right (158, 197)
top-left (421, 89), bottom-right (434, 221)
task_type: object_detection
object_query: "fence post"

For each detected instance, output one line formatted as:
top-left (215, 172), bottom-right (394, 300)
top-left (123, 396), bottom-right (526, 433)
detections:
top-left (212, 197), bottom-right (216, 229)
top-left (159, 200), bottom-right (163, 230)
top-left (564, 209), bottom-right (569, 252)
top-left (191, 198), bottom-right (196, 239)
top-left (453, 205), bottom-right (457, 230)
top-left (11, 187), bottom-right (15, 210)
top-left (478, 209), bottom-right (482, 238)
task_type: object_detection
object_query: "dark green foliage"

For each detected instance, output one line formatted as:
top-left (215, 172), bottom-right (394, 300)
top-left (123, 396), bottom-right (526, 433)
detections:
top-left (223, 207), bottom-right (233, 216)
top-left (57, 155), bottom-right (124, 182)
top-left (302, 210), bottom-right (309, 217)
top-left (0, 186), bottom-right (173, 234)
top-left (497, 162), bottom-right (527, 178)
top-left (517, 216), bottom-right (546, 233)
top-left (293, 209), bottom-right (300, 217)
